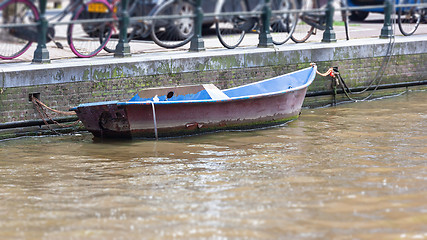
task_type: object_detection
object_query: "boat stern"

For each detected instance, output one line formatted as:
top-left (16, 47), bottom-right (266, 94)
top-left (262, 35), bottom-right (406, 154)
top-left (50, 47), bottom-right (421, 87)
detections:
top-left (72, 101), bottom-right (132, 138)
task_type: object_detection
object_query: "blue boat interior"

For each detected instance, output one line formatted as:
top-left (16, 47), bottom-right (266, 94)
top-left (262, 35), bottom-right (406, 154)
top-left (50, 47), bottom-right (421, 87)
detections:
top-left (72, 67), bottom-right (316, 110)
top-left (130, 89), bottom-right (213, 102)
top-left (128, 67), bottom-right (315, 102)
top-left (223, 67), bottom-right (315, 98)
top-left (129, 83), bottom-right (230, 102)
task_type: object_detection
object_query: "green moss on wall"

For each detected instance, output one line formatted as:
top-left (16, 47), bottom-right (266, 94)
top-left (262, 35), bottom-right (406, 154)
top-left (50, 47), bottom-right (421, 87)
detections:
top-left (1, 52), bottom-right (426, 125)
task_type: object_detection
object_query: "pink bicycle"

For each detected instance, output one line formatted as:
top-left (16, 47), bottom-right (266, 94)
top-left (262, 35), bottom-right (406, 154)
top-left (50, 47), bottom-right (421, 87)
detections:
top-left (0, 0), bottom-right (115, 59)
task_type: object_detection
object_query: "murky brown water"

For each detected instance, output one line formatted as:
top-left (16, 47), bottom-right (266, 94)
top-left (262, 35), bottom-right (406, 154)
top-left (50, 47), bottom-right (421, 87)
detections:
top-left (1, 91), bottom-right (426, 240)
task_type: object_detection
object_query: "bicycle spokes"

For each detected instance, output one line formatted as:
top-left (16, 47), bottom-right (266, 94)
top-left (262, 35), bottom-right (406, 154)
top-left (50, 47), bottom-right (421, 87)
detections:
top-left (270, 0), bottom-right (298, 45)
top-left (398, 0), bottom-right (422, 36)
top-left (67, 3), bottom-right (113, 58)
top-left (0, 0), bottom-right (39, 59)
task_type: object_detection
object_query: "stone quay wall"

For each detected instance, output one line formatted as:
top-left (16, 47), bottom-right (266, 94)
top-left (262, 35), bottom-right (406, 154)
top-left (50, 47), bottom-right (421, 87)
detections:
top-left (1, 36), bottom-right (426, 127)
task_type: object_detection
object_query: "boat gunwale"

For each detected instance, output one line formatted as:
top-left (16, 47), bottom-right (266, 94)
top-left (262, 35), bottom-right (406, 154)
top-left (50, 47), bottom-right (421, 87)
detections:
top-left (72, 66), bottom-right (316, 109)
top-left (223, 66), bottom-right (316, 92)
top-left (119, 66), bottom-right (316, 106)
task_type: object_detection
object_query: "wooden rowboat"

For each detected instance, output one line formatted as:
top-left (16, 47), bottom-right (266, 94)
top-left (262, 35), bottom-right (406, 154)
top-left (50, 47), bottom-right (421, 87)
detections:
top-left (71, 65), bottom-right (316, 139)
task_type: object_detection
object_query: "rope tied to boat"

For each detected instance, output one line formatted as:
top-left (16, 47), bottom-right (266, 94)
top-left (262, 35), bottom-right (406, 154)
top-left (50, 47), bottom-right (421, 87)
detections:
top-left (309, 15), bottom-right (395, 103)
top-left (32, 97), bottom-right (76, 116)
top-left (150, 101), bottom-right (159, 140)
top-left (310, 63), bottom-right (335, 77)
top-left (31, 96), bottom-right (80, 134)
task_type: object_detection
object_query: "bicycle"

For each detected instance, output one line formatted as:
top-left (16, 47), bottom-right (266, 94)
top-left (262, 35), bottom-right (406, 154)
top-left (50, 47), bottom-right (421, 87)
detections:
top-left (397, 0), bottom-right (426, 36)
top-left (215, 0), bottom-right (299, 49)
top-left (102, 0), bottom-right (157, 53)
top-left (0, 0), bottom-right (114, 59)
top-left (293, 0), bottom-right (426, 42)
top-left (102, 0), bottom-right (195, 51)
top-left (291, 0), bottom-right (350, 43)
top-left (98, 0), bottom-right (300, 51)
top-left (150, 0), bottom-right (300, 49)
top-left (290, 0), bottom-right (318, 43)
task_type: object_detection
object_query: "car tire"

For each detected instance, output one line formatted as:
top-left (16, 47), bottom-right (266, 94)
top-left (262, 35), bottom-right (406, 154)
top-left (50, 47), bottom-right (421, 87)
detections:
top-left (349, 10), bottom-right (369, 21)
top-left (151, 0), bottom-right (194, 48)
top-left (172, 1), bottom-right (194, 40)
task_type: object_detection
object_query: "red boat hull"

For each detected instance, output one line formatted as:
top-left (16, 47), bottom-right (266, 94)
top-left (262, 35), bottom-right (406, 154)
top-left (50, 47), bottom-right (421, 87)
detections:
top-left (74, 88), bottom-right (308, 139)
top-left (73, 66), bottom-right (316, 139)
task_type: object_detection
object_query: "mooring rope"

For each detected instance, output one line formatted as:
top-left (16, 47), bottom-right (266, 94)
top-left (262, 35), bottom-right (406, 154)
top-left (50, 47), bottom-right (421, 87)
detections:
top-left (32, 97), bottom-right (61, 134)
top-left (32, 97), bottom-right (76, 116)
top-left (311, 63), bottom-right (334, 77)
top-left (31, 97), bottom-right (80, 132)
top-left (150, 101), bottom-right (159, 140)
top-left (310, 16), bottom-right (396, 103)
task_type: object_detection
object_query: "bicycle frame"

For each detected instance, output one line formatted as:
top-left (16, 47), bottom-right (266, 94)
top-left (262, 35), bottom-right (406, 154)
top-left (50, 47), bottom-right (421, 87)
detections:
top-left (0, 0), bottom-right (115, 59)
top-left (47, 0), bottom-right (83, 22)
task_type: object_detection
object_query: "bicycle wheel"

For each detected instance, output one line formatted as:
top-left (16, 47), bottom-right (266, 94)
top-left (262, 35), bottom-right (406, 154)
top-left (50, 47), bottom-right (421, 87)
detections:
top-left (102, 27), bottom-right (118, 54)
top-left (127, 0), bottom-right (151, 39)
top-left (0, 0), bottom-right (39, 59)
top-left (291, 0), bottom-right (316, 43)
top-left (215, 0), bottom-right (249, 49)
top-left (398, 0), bottom-right (422, 36)
top-left (67, 0), bottom-right (113, 58)
top-left (270, 0), bottom-right (298, 45)
top-left (151, 0), bottom-right (194, 49)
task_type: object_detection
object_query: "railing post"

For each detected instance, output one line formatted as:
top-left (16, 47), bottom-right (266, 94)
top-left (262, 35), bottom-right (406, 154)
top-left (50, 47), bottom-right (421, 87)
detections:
top-left (322, 0), bottom-right (337, 43)
top-left (380, 0), bottom-right (393, 38)
top-left (33, 0), bottom-right (50, 63)
top-left (115, 0), bottom-right (131, 57)
top-left (258, 0), bottom-right (273, 48)
top-left (190, 0), bottom-right (205, 51)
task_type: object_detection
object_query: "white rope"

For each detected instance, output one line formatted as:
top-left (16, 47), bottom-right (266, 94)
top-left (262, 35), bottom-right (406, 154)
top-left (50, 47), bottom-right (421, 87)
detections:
top-left (150, 102), bottom-right (158, 140)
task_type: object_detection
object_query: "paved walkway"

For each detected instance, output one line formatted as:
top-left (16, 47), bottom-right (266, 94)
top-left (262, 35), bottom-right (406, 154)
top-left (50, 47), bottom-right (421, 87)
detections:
top-left (1, 12), bottom-right (426, 65)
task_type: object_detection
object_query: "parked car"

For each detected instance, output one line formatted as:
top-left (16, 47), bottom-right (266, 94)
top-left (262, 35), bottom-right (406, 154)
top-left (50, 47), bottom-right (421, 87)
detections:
top-left (347, 0), bottom-right (386, 21)
top-left (347, 0), bottom-right (426, 22)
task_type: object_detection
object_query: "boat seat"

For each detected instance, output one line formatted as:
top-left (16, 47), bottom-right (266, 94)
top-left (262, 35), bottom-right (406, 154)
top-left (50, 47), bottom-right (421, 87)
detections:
top-left (203, 84), bottom-right (230, 100)
top-left (129, 84), bottom-right (230, 102)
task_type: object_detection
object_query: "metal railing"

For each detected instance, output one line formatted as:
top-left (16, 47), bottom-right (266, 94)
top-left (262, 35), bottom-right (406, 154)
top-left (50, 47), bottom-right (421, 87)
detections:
top-left (0, 0), bottom-right (425, 63)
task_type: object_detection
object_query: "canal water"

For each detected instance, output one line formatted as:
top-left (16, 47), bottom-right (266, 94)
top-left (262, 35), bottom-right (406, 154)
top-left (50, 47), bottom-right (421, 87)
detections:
top-left (1, 91), bottom-right (426, 239)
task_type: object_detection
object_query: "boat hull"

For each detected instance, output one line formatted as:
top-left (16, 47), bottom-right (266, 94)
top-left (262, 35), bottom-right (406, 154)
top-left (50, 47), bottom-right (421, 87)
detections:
top-left (73, 66), bottom-right (316, 139)
top-left (74, 87), bottom-right (308, 139)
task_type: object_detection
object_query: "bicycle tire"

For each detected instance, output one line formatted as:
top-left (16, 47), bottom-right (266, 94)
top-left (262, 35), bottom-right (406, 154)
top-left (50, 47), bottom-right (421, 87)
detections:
top-left (0, 0), bottom-right (39, 60)
top-left (102, 29), bottom-right (118, 53)
top-left (67, 0), bottom-right (113, 58)
top-left (270, 0), bottom-right (298, 45)
top-left (215, 0), bottom-right (248, 49)
top-left (291, 0), bottom-right (316, 43)
top-left (397, 0), bottom-right (422, 36)
top-left (103, 0), bottom-right (149, 53)
top-left (151, 0), bottom-right (194, 49)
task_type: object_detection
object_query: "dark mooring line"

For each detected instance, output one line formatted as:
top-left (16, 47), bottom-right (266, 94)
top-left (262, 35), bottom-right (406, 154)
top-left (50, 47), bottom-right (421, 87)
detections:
top-left (305, 80), bottom-right (427, 98)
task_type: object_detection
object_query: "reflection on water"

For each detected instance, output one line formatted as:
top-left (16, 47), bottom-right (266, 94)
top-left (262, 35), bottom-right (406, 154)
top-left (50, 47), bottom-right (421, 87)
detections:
top-left (1, 91), bottom-right (426, 239)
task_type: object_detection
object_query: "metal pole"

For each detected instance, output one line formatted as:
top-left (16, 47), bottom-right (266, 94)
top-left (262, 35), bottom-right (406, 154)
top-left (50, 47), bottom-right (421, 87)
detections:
top-left (189, 0), bottom-right (205, 51)
top-left (33, 0), bottom-right (50, 63)
top-left (322, 0), bottom-right (337, 43)
top-left (115, 0), bottom-right (131, 57)
top-left (258, 0), bottom-right (273, 48)
top-left (380, 0), bottom-right (393, 38)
